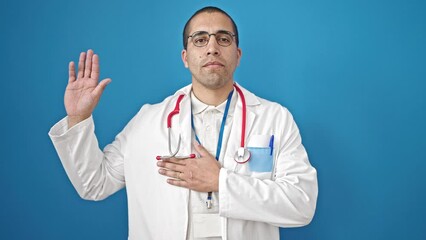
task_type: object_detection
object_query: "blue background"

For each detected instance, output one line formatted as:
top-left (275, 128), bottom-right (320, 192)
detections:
top-left (1, 0), bottom-right (425, 239)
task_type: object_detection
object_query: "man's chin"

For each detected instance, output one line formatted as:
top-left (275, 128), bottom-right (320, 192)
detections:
top-left (196, 76), bottom-right (230, 90)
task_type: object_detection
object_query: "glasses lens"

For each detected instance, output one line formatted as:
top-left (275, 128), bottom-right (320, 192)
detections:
top-left (216, 32), bottom-right (233, 46)
top-left (190, 31), bottom-right (234, 47)
top-left (192, 32), bottom-right (210, 47)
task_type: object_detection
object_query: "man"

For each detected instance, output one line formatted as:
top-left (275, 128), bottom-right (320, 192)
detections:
top-left (49, 6), bottom-right (318, 240)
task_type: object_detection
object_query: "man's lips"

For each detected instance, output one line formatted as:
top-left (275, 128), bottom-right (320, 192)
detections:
top-left (203, 61), bottom-right (224, 67)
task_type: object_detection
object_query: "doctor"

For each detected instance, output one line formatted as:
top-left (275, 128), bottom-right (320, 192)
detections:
top-left (49, 6), bottom-right (318, 240)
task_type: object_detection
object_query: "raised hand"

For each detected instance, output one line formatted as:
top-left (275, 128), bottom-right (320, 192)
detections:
top-left (65, 49), bottom-right (111, 128)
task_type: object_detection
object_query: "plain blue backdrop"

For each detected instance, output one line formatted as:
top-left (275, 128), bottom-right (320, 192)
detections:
top-left (1, 0), bottom-right (425, 239)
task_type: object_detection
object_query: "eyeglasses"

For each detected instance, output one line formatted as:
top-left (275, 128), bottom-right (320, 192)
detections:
top-left (187, 30), bottom-right (236, 47)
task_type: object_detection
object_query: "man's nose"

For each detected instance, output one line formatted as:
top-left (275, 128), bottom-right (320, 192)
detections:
top-left (206, 36), bottom-right (221, 56)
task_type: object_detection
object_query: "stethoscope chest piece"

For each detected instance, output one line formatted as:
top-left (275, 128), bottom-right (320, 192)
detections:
top-left (234, 147), bottom-right (251, 163)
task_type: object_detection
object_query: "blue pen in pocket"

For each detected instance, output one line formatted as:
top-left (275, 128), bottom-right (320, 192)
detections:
top-left (269, 135), bottom-right (274, 156)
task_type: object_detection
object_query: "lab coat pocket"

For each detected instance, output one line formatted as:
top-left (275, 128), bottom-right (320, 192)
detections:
top-left (247, 147), bottom-right (273, 172)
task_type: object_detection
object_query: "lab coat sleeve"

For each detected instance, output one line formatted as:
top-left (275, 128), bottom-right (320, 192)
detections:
top-left (48, 115), bottom-right (126, 201)
top-left (219, 108), bottom-right (318, 227)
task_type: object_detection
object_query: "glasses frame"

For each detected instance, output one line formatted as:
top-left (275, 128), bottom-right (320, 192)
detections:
top-left (187, 30), bottom-right (236, 47)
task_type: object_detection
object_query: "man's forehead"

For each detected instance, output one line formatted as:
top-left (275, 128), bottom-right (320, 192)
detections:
top-left (188, 12), bottom-right (234, 33)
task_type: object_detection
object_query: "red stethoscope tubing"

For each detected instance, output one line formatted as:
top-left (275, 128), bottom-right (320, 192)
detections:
top-left (167, 94), bottom-right (185, 128)
top-left (234, 84), bottom-right (246, 149)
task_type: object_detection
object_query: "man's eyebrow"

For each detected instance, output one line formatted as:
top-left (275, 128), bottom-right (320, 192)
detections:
top-left (191, 29), bottom-right (233, 34)
top-left (216, 30), bottom-right (234, 34)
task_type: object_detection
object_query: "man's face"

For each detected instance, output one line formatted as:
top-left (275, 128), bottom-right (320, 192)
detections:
top-left (182, 12), bottom-right (242, 90)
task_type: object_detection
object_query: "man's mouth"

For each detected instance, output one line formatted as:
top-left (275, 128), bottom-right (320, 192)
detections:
top-left (203, 61), bottom-right (224, 68)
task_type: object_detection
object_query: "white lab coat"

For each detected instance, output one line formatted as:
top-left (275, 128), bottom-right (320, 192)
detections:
top-left (49, 83), bottom-right (318, 240)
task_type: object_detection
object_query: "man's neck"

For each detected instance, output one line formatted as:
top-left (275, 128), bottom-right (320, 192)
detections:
top-left (192, 80), bottom-right (234, 106)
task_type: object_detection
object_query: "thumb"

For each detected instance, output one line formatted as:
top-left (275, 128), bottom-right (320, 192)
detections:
top-left (193, 142), bottom-right (211, 158)
top-left (93, 78), bottom-right (112, 97)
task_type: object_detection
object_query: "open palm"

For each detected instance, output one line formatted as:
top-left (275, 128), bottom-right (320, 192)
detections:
top-left (65, 50), bottom-right (111, 126)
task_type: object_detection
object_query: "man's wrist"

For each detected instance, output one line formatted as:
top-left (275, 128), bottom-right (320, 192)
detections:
top-left (67, 115), bottom-right (90, 129)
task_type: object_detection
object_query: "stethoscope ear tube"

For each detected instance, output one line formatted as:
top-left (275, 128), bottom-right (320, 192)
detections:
top-left (156, 154), bottom-right (196, 160)
top-left (165, 94), bottom-right (185, 158)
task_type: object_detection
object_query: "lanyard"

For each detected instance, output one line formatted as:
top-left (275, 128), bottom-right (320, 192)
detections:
top-left (191, 90), bottom-right (234, 161)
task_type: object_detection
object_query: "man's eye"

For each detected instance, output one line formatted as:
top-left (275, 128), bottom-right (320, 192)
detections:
top-left (194, 38), bottom-right (207, 44)
top-left (218, 37), bottom-right (230, 43)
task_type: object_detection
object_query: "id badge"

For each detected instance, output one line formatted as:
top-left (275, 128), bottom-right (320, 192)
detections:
top-left (193, 213), bottom-right (222, 238)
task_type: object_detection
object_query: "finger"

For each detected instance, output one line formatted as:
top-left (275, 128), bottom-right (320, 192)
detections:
top-left (161, 158), bottom-right (186, 165)
top-left (92, 78), bottom-right (111, 98)
top-left (158, 168), bottom-right (184, 180)
top-left (84, 49), bottom-right (94, 78)
top-left (77, 52), bottom-right (86, 79)
top-left (68, 61), bottom-right (76, 83)
top-left (167, 178), bottom-right (188, 188)
top-left (193, 142), bottom-right (211, 158)
top-left (91, 54), bottom-right (100, 80)
top-left (158, 161), bottom-right (185, 173)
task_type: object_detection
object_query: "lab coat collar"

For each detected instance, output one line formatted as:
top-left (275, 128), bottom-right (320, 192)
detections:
top-left (190, 91), bottom-right (209, 115)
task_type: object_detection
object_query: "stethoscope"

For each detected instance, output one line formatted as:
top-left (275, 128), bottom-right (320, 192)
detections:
top-left (156, 83), bottom-right (251, 164)
top-left (156, 83), bottom-right (251, 209)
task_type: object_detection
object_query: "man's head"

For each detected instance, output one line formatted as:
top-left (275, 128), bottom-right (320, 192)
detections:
top-left (181, 7), bottom-right (242, 91)
top-left (183, 6), bottom-right (239, 50)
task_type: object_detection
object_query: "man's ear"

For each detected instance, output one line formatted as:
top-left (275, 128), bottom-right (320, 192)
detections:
top-left (236, 48), bottom-right (242, 67)
top-left (181, 49), bottom-right (188, 68)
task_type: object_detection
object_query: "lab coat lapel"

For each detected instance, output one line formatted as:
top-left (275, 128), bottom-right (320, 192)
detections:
top-left (178, 92), bottom-right (193, 158)
top-left (169, 84), bottom-right (193, 158)
top-left (168, 86), bottom-right (192, 233)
